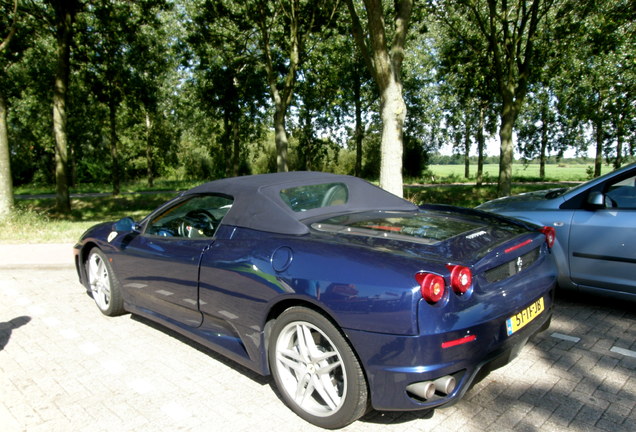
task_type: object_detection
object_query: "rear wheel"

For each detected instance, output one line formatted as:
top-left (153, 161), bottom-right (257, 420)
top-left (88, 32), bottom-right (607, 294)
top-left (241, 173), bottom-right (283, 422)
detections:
top-left (86, 249), bottom-right (125, 316)
top-left (268, 307), bottom-right (368, 429)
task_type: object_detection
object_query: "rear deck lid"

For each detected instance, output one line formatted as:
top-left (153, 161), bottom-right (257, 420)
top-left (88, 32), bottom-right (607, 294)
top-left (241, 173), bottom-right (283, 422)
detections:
top-left (311, 207), bottom-right (533, 263)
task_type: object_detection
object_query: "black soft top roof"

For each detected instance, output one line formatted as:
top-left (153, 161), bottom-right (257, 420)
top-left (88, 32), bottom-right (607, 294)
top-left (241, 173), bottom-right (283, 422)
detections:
top-left (183, 171), bottom-right (418, 235)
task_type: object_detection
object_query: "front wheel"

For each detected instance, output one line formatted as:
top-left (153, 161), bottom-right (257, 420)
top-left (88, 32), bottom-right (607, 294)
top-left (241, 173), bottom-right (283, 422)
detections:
top-left (268, 307), bottom-right (368, 429)
top-left (86, 248), bottom-right (125, 316)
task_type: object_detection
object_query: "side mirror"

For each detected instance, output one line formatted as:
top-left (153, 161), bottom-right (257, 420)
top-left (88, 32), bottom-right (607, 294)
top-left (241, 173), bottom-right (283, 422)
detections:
top-left (112, 217), bottom-right (140, 233)
top-left (586, 191), bottom-right (606, 208)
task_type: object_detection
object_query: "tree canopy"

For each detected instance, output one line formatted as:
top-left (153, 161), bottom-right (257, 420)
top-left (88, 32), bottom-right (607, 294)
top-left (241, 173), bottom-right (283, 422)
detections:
top-left (1, 0), bottom-right (634, 215)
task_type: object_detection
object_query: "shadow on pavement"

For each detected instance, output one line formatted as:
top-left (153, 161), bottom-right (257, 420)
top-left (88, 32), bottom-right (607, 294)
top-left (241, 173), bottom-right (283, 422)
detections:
top-left (0, 316), bottom-right (32, 351)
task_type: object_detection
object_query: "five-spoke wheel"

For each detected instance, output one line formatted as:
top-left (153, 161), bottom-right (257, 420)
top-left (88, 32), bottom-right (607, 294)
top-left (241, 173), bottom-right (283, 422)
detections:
top-left (86, 249), bottom-right (125, 316)
top-left (268, 307), bottom-right (368, 429)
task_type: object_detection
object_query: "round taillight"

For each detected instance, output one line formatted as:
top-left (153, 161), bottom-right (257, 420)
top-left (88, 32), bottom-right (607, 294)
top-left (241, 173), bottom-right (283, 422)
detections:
top-left (448, 265), bottom-right (472, 294)
top-left (415, 272), bottom-right (445, 303)
top-left (540, 226), bottom-right (556, 249)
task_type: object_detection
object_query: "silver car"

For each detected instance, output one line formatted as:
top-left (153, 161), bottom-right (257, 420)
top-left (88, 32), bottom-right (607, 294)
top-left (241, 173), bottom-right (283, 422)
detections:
top-left (477, 162), bottom-right (636, 301)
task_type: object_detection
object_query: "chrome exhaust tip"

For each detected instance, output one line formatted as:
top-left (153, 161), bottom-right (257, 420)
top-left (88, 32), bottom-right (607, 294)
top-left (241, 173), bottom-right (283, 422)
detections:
top-left (433, 375), bottom-right (456, 395)
top-left (406, 381), bottom-right (436, 400)
top-left (407, 375), bottom-right (457, 400)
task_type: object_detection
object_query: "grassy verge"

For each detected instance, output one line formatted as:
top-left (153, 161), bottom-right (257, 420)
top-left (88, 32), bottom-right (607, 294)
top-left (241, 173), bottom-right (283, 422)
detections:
top-left (406, 183), bottom-right (566, 208)
top-left (2, 192), bottom-right (179, 244)
top-left (423, 163), bottom-right (606, 184)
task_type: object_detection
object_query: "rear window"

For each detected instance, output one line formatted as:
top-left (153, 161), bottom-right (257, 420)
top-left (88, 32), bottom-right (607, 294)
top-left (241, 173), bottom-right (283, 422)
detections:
top-left (313, 212), bottom-right (482, 243)
top-left (280, 183), bottom-right (348, 212)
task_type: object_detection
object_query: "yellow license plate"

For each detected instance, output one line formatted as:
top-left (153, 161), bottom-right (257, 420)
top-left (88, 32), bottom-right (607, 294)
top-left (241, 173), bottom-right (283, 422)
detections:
top-left (506, 297), bottom-right (545, 336)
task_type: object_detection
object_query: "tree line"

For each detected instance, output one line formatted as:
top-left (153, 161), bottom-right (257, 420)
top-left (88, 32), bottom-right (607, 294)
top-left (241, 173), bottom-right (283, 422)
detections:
top-left (1, 0), bottom-right (634, 216)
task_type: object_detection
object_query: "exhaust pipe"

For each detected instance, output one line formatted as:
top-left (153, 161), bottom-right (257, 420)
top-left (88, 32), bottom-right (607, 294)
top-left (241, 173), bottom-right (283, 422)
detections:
top-left (433, 375), bottom-right (456, 395)
top-left (406, 375), bottom-right (457, 400)
top-left (406, 381), bottom-right (436, 400)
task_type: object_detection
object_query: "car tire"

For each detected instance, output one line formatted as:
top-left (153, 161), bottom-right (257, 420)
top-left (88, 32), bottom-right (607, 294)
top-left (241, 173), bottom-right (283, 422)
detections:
top-left (86, 248), bottom-right (125, 316)
top-left (268, 306), bottom-right (369, 429)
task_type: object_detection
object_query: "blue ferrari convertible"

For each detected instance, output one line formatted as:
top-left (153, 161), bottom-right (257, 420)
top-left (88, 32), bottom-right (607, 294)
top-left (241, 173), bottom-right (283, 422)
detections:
top-left (74, 172), bottom-right (556, 428)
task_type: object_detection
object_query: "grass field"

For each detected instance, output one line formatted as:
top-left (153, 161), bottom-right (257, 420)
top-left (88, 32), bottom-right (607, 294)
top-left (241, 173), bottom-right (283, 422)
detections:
top-left (424, 163), bottom-right (608, 183)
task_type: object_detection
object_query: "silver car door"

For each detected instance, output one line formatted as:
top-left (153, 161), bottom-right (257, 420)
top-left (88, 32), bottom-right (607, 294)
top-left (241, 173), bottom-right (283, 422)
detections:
top-left (568, 175), bottom-right (636, 296)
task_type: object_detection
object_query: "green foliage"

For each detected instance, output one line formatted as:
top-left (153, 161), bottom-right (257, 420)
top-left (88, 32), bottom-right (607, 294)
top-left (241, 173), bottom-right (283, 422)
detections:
top-left (6, 168), bottom-right (596, 243)
top-left (176, 140), bottom-right (218, 180)
top-left (407, 183), bottom-right (571, 209)
top-left (1, 0), bottom-right (634, 205)
top-left (2, 189), bottom-right (178, 243)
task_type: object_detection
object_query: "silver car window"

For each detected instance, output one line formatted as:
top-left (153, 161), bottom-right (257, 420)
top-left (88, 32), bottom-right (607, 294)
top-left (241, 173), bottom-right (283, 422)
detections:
top-left (606, 175), bottom-right (636, 209)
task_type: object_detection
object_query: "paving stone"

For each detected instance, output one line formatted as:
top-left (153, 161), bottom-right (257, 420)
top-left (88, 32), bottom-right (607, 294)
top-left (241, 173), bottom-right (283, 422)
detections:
top-left (1, 267), bottom-right (634, 432)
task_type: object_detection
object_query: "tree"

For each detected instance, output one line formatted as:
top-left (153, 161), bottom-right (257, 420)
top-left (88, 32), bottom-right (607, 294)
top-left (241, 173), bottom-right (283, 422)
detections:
top-left (0, 0), bottom-right (19, 217)
top-left (402, 22), bottom-right (448, 179)
top-left (0, 91), bottom-right (12, 218)
top-left (123, 0), bottom-right (175, 187)
top-left (186, 0), bottom-right (269, 177)
top-left (433, 12), bottom-right (498, 185)
top-left (49, 0), bottom-right (80, 213)
top-left (517, 89), bottom-right (554, 177)
top-left (78, 0), bottom-right (171, 194)
top-left (249, 0), bottom-right (336, 173)
top-left (346, 0), bottom-right (414, 197)
top-left (292, 18), bottom-right (375, 175)
top-left (435, 0), bottom-right (583, 196)
top-left (555, 0), bottom-right (636, 175)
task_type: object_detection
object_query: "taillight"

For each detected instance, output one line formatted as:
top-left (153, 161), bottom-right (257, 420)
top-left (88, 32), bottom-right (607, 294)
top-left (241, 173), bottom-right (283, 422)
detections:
top-left (415, 272), bottom-right (445, 303)
top-left (540, 226), bottom-right (556, 249)
top-left (447, 265), bottom-right (472, 294)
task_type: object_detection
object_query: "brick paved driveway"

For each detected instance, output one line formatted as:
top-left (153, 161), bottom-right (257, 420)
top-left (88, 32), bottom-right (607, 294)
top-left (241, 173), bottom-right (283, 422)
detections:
top-left (1, 267), bottom-right (634, 431)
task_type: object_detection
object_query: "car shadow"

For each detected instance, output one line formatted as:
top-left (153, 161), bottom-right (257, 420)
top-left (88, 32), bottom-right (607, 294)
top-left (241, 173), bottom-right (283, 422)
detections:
top-left (554, 288), bottom-right (635, 312)
top-left (0, 316), bottom-right (32, 351)
top-left (130, 313), bottom-right (429, 424)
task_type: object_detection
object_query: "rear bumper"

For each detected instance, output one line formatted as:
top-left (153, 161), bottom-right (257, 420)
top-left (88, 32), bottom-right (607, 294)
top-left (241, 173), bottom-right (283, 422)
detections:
top-left (345, 288), bottom-right (554, 411)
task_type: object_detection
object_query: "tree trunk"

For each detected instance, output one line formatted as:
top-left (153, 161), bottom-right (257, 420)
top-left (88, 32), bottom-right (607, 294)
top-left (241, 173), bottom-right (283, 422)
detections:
top-left (256, 0), bottom-right (303, 174)
top-left (614, 113), bottom-right (624, 169)
top-left (145, 112), bottom-right (154, 188)
top-left (52, 3), bottom-right (75, 214)
top-left (0, 92), bottom-right (14, 218)
top-left (232, 119), bottom-right (240, 176)
top-left (0, 1), bottom-right (18, 218)
top-left (109, 99), bottom-right (120, 195)
top-left (594, 120), bottom-right (603, 177)
top-left (274, 107), bottom-right (289, 172)
top-left (346, 0), bottom-right (412, 198)
top-left (464, 120), bottom-right (470, 179)
top-left (353, 71), bottom-right (363, 177)
top-left (539, 114), bottom-right (548, 179)
top-left (476, 106), bottom-right (485, 186)
top-left (497, 97), bottom-right (515, 197)
top-left (378, 80), bottom-right (405, 197)
top-left (222, 112), bottom-right (232, 176)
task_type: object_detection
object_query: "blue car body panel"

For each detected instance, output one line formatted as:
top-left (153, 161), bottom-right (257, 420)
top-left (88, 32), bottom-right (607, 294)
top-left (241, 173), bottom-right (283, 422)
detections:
top-left (74, 172), bottom-right (556, 412)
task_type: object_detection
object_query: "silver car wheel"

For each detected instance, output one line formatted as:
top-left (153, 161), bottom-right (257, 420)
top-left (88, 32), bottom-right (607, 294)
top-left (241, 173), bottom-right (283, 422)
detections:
top-left (275, 321), bottom-right (346, 417)
top-left (88, 252), bottom-right (111, 311)
top-left (269, 307), bottom-right (369, 428)
top-left (85, 249), bottom-right (125, 316)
